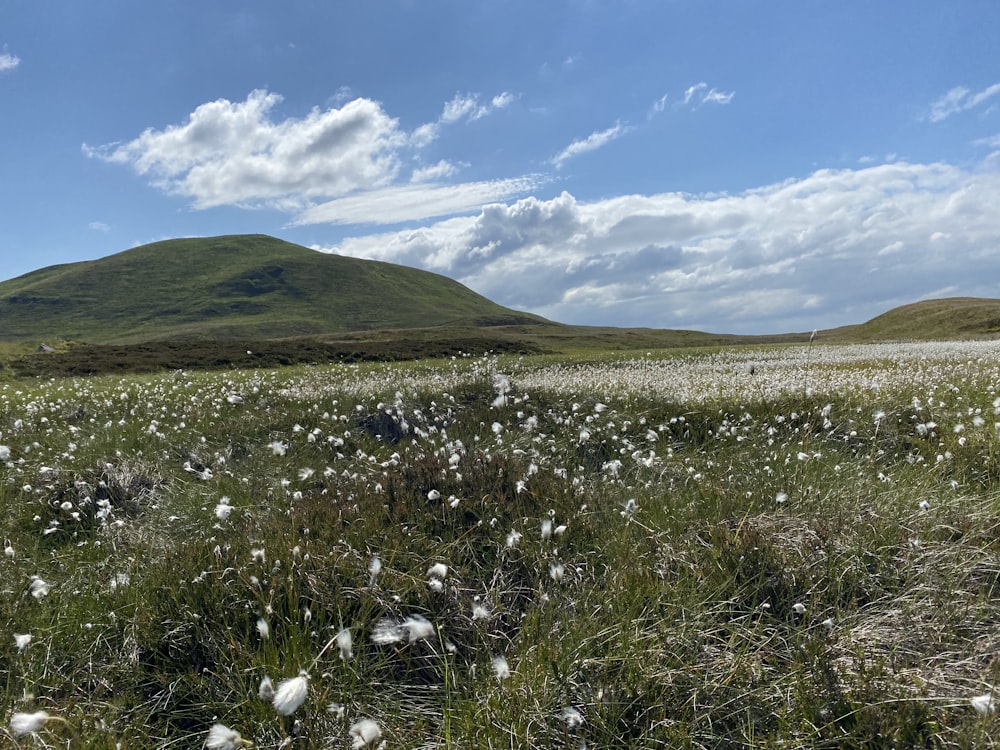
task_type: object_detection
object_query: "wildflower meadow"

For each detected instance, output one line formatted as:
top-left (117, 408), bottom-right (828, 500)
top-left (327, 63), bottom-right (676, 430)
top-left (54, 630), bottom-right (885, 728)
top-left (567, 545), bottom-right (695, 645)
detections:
top-left (2, 341), bottom-right (1000, 747)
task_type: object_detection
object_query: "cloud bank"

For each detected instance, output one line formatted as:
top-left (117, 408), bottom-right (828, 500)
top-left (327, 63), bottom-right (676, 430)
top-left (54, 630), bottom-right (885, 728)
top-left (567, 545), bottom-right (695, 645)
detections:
top-left (318, 161), bottom-right (1000, 334)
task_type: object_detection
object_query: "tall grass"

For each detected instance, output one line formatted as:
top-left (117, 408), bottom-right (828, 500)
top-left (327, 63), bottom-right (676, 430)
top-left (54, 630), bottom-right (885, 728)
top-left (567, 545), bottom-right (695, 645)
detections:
top-left (1, 343), bottom-right (999, 747)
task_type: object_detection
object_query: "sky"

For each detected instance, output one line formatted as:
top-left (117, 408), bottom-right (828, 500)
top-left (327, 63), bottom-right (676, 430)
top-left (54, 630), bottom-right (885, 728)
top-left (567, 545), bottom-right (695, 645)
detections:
top-left (2, 1), bottom-right (1000, 335)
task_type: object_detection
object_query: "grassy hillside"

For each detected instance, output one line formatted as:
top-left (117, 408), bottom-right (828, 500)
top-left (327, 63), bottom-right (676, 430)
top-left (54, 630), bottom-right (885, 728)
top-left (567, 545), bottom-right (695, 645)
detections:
top-left (0, 235), bottom-right (545, 344)
top-left (823, 297), bottom-right (1000, 342)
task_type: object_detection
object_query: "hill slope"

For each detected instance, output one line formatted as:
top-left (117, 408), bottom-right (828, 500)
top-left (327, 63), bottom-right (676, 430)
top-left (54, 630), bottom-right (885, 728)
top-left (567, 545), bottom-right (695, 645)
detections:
top-left (822, 297), bottom-right (1000, 342)
top-left (0, 235), bottom-right (546, 343)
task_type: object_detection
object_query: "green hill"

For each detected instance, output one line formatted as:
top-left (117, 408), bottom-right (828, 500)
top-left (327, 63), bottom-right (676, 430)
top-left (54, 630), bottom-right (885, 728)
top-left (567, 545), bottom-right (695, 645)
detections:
top-left (0, 234), bottom-right (546, 343)
top-left (822, 297), bottom-right (1000, 342)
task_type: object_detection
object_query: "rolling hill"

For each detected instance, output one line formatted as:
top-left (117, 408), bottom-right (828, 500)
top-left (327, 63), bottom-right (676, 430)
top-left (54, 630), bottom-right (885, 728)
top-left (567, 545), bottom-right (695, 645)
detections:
top-left (0, 234), bottom-right (547, 344)
top-left (821, 297), bottom-right (1000, 342)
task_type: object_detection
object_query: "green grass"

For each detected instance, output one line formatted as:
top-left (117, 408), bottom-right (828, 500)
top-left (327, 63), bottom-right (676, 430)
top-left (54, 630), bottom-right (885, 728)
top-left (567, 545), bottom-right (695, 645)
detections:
top-left (2, 344), bottom-right (1000, 747)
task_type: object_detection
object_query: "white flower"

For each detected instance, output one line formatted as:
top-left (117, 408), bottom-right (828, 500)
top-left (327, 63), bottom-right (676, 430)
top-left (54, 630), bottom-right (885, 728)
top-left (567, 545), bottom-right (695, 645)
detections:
top-left (549, 562), bottom-right (565, 582)
top-left (402, 615), bottom-right (435, 643)
top-left (256, 617), bottom-right (270, 640)
top-left (426, 489), bottom-right (441, 501)
top-left (268, 441), bottom-right (287, 456)
top-left (272, 672), bottom-right (309, 716)
top-left (971, 693), bottom-right (996, 716)
top-left (822, 617), bottom-right (835, 634)
top-left (226, 394), bottom-right (244, 405)
top-left (427, 562), bottom-right (448, 580)
top-left (775, 491), bottom-right (788, 504)
top-left (541, 519), bottom-right (553, 540)
top-left (328, 702), bottom-right (346, 720)
top-left (258, 675), bottom-right (274, 701)
top-left (368, 556), bottom-right (382, 585)
top-left (29, 575), bottom-right (50, 599)
top-left (506, 529), bottom-right (522, 548)
top-left (472, 602), bottom-right (490, 621)
top-left (349, 718), bottom-right (381, 749)
top-left (918, 499), bottom-right (931, 511)
top-left (204, 722), bottom-right (251, 749)
top-left (14, 633), bottom-right (31, 651)
top-left (492, 654), bottom-right (510, 680)
top-left (336, 627), bottom-right (353, 661)
top-left (371, 615), bottom-right (435, 645)
top-left (10, 711), bottom-right (55, 737)
top-left (792, 602), bottom-right (806, 615)
top-left (561, 706), bottom-right (584, 728)
top-left (214, 501), bottom-right (234, 521)
top-left (0, 445), bottom-right (10, 461)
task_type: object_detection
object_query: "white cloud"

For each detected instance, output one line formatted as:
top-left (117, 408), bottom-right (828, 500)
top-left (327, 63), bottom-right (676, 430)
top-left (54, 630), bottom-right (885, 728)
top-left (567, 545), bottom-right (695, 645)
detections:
top-left (84, 90), bottom-right (407, 209)
top-left (551, 122), bottom-right (629, 169)
top-left (683, 82), bottom-right (707, 105)
top-left (650, 93), bottom-right (669, 117)
top-left (441, 90), bottom-right (514, 123)
top-left (0, 52), bottom-right (19, 73)
top-left (929, 82), bottom-right (1000, 121)
top-left (682, 81), bottom-right (734, 108)
top-left (88, 221), bottom-right (111, 232)
top-left (294, 175), bottom-right (544, 225)
top-left (406, 90), bottom-right (515, 148)
top-left (322, 161), bottom-right (1000, 334)
top-left (973, 134), bottom-right (1000, 149)
top-left (702, 88), bottom-right (735, 105)
top-left (84, 88), bottom-right (536, 226)
top-left (411, 160), bottom-right (459, 183)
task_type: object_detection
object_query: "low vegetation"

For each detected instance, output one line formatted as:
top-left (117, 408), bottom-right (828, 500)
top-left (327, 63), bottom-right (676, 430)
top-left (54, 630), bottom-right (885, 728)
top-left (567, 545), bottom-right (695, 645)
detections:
top-left (2, 341), bottom-right (1000, 747)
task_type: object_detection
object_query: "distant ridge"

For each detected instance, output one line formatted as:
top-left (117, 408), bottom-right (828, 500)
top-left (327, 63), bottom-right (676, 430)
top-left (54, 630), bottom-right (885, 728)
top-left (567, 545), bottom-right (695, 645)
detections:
top-left (0, 234), bottom-right (548, 343)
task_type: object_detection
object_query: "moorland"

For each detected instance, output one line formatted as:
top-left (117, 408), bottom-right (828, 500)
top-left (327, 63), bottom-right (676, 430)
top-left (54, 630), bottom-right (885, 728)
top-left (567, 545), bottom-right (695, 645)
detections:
top-left (1, 236), bottom-right (1000, 747)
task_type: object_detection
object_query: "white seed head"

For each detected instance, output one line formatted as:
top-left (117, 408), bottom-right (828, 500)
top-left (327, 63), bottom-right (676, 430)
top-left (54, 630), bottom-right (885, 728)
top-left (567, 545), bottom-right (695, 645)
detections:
top-left (29, 576), bottom-right (50, 599)
top-left (10, 711), bottom-right (53, 737)
top-left (971, 693), bottom-right (996, 716)
top-left (492, 654), bottom-right (511, 680)
top-left (349, 718), bottom-right (381, 749)
top-left (204, 722), bottom-right (250, 749)
top-left (258, 675), bottom-right (274, 701)
top-left (336, 627), bottom-right (353, 661)
top-left (272, 672), bottom-right (309, 716)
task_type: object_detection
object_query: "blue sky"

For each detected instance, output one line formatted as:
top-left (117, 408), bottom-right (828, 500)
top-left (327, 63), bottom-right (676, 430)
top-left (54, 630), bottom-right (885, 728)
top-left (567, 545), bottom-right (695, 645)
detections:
top-left (3, 1), bottom-right (1000, 334)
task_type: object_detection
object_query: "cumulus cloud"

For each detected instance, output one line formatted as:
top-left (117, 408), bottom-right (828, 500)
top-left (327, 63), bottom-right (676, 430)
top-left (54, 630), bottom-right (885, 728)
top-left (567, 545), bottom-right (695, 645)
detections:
top-left (551, 122), bottom-right (629, 169)
top-left (83, 90), bottom-right (407, 209)
top-left (321, 161), bottom-right (1000, 334)
top-left (0, 52), bottom-right (19, 73)
top-left (929, 82), bottom-right (1000, 121)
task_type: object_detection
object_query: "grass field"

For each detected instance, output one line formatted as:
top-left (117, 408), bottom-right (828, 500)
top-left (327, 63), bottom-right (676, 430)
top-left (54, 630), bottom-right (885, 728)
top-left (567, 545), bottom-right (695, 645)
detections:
top-left (2, 341), bottom-right (1000, 747)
